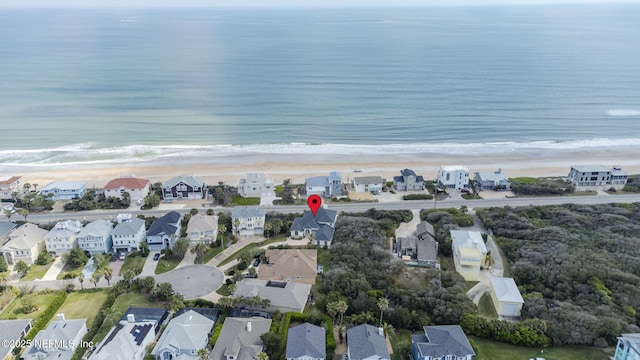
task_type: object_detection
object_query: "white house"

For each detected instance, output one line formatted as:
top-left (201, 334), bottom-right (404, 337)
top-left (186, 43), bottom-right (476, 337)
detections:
top-left (438, 166), bottom-right (470, 190)
top-left (147, 211), bottom-right (181, 251)
top-left (1, 223), bottom-right (47, 266)
top-left (0, 176), bottom-right (21, 200)
top-left (44, 220), bottom-right (83, 255)
top-left (238, 173), bottom-right (275, 198)
top-left (451, 230), bottom-right (487, 281)
top-left (186, 214), bottom-right (218, 244)
top-left (231, 206), bottom-right (265, 236)
top-left (39, 181), bottom-right (87, 201)
top-left (489, 276), bottom-right (524, 317)
top-left (568, 165), bottom-right (629, 190)
top-left (306, 172), bottom-right (343, 198)
top-left (77, 220), bottom-right (114, 255)
top-left (103, 176), bottom-right (151, 201)
top-left (21, 314), bottom-right (87, 360)
top-left (353, 176), bottom-right (384, 194)
top-left (111, 214), bottom-right (146, 252)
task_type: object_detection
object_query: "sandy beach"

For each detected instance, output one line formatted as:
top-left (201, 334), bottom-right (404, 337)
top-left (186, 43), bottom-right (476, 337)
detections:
top-left (3, 146), bottom-right (640, 188)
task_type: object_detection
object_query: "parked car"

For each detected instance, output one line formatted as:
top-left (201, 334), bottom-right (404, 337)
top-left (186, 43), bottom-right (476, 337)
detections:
top-left (460, 188), bottom-right (470, 193)
top-left (153, 253), bottom-right (160, 261)
top-left (119, 252), bottom-right (126, 261)
top-left (253, 258), bottom-right (261, 267)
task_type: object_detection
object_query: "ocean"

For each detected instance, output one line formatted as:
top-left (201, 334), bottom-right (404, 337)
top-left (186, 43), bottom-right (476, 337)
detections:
top-left (1, 5), bottom-right (640, 167)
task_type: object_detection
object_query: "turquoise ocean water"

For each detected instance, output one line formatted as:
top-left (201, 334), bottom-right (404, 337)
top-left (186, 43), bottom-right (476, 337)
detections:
top-left (0, 5), bottom-right (639, 166)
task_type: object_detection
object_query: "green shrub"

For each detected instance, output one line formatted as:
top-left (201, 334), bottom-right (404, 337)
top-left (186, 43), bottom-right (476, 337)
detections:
top-left (403, 194), bottom-right (434, 200)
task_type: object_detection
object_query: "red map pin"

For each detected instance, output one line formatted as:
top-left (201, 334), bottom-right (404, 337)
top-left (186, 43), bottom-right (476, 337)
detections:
top-left (307, 194), bottom-right (322, 216)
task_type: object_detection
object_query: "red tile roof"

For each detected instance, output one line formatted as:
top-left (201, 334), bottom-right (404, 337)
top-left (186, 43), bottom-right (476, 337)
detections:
top-left (103, 177), bottom-right (150, 190)
top-left (0, 176), bottom-right (21, 186)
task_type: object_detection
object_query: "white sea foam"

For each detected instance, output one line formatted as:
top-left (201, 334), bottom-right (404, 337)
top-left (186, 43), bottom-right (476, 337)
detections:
top-left (607, 109), bottom-right (640, 117)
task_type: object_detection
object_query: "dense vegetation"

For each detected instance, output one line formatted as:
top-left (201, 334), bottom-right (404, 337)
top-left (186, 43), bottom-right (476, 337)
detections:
top-left (622, 175), bottom-right (640, 192)
top-left (63, 189), bottom-right (130, 211)
top-left (509, 177), bottom-right (572, 196)
top-left (477, 203), bottom-right (640, 346)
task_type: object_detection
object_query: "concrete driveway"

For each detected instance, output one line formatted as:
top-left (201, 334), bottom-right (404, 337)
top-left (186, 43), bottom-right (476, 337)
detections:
top-left (139, 251), bottom-right (161, 277)
top-left (39, 257), bottom-right (65, 281)
top-left (154, 264), bottom-right (224, 300)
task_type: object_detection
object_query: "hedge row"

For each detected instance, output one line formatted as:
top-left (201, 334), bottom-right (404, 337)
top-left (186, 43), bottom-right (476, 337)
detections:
top-left (403, 194), bottom-right (434, 200)
top-left (325, 317), bottom-right (336, 355)
top-left (460, 313), bottom-right (550, 347)
top-left (70, 291), bottom-right (118, 360)
top-left (25, 291), bottom-right (67, 341)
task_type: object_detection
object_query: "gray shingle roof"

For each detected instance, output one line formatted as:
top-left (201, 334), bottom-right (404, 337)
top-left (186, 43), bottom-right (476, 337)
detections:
top-left (475, 170), bottom-right (509, 183)
top-left (78, 220), bottom-right (113, 239)
top-left (401, 169), bottom-right (417, 177)
top-left (210, 317), bottom-right (272, 360)
top-left (416, 238), bottom-right (438, 263)
top-left (234, 279), bottom-right (311, 313)
top-left (147, 211), bottom-right (181, 236)
top-left (231, 206), bottom-right (265, 219)
top-left (354, 176), bottom-right (383, 185)
top-left (412, 325), bottom-right (475, 358)
top-left (1, 223), bottom-right (47, 251)
top-left (23, 318), bottom-right (87, 360)
top-left (0, 319), bottom-right (31, 359)
top-left (44, 220), bottom-right (83, 239)
top-left (112, 218), bottom-right (146, 237)
top-left (305, 176), bottom-right (330, 187)
top-left (286, 323), bottom-right (326, 359)
top-left (151, 310), bottom-right (214, 357)
top-left (347, 324), bottom-right (390, 360)
top-left (0, 222), bottom-right (17, 237)
top-left (163, 175), bottom-right (204, 189)
top-left (416, 221), bottom-right (435, 240)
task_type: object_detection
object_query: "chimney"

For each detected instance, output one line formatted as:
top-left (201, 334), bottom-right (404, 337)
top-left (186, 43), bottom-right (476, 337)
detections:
top-left (127, 314), bottom-right (135, 323)
top-left (378, 327), bottom-right (384, 337)
top-left (56, 313), bottom-right (65, 321)
top-left (247, 322), bottom-right (252, 332)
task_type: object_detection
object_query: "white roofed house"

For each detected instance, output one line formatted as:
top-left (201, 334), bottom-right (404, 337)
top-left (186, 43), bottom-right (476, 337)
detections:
top-left (146, 211), bottom-right (181, 251)
top-left (353, 176), bottom-right (384, 194)
top-left (112, 215), bottom-right (146, 252)
top-left (44, 220), bottom-right (83, 256)
top-left (231, 206), bottom-right (265, 236)
top-left (186, 214), bottom-right (218, 245)
top-left (39, 181), bottom-right (87, 201)
top-left (437, 165), bottom-right (470, 190)
top-left (1, 223), bottom-right (47, 266)
top-left (151, 310), bottom-right (215, 360)
top-left (162, 175), bottom-right (206, 200)
top-left (77, 220), bottom-right (114, 255)
top-left (238, 173), bottom-right (275, 198)
top-left (474, 169), bottom-right (510, 190)
top-left (488, 276), bottom-right (524, 318)
top-left (21, 314), bottom-right (88, 360)
top-left (305, 172), bottom-right (343, 198)
top-left (450, 230), bottom-right (487, 282)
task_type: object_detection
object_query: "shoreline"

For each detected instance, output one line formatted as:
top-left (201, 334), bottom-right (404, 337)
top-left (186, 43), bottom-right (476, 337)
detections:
top-left (3, 147), bottom-right (640, 188)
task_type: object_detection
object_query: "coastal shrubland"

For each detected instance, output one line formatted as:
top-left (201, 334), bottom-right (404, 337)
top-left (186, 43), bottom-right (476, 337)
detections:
top-left (63, 189), bottom-right (130, 211)
top-left (509, 177), bottom-right (571, 196)
top-left (477, 203), bottom-right (640, 346)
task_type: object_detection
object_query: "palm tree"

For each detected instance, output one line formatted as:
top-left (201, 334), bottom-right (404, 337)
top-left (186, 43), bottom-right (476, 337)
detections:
top-left (326, 301), bottom-right (339, 322)
top-left (218, 296), bottom-right (235, 309)
top-left (90, 272), bottom-right (101, 287)
top-left (32, 183), bottom-right (38, 192)
top-left (197, 349), bottom-right (209, 360)
top-left (484, 253), bottom-right (495, 269)
top-left (381, 322), bottom-right (395, 337)
top-left (19, 209), bottom-right (28, 222)
top-left (0, 272), bottom-right (9, 288)
top-left (338, 324), bottom-right (347, 343)
top-left (377, 297), bottom-right (389, 326)
top-left (218, 224), bottom-right (227, 247)
top-left (191, 242), bottom-right (208, 263)
top-left (102, 266), bottom-right (113, 286)
top-left (102, 306), bottom-right (118, 326)
top-left (23, 183), bottom-right (31, 193)
top-left (255, 351), bottom-right (269, 360)
top-left (233, 218), bottom-right (241, 236)
top-left (264, 221), bottom-right (272, 240)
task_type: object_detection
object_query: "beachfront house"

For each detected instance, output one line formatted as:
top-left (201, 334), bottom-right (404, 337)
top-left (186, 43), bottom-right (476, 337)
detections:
top-left (568, 165), bottom-right (629, 190)
top-left (259, 249), bottom-right (318, 285)
top-left (1, 223), bottom-right (47, 266)
top-left (0, 319), bottom-right (32, 360)
top-left (90, 314), bottom-right (156, 360)
top-left (238, 173), bottom-right (275, 198)
top-left (0, 176), bottom-right (21, 200)
top-left (290, 207), bottom-right (338, 248)
top-left (234, 278), bottom-right (312, 313)
top-left (437, 165), bottom-right (470, 190)
top-left (103, 176), bottom-right (151, 201)
top-left (112, 214), bottom-right (146, 253)
top-left (210, 317), bottom-right (272, 360)
top-left (21, 314), bottom-right (88, 360)
top-left (305, 172), bottom-right (343, 198)
top-left (39, 181), bottom-right (87, 201)
top-left (150, 310), bottom-right (215, 360)
top-left (451, 230), bottom-right (487, 281)
top-left (286, 323), bottom-right (326, 360)
top-left (44, 220), bottom-right (83, 255)
top-left (347, 324), bottom-right (390, 360)
top-left (489, 276), bottom-right (525, 317)
top-left (186, 214), bottom-right (218, 244)
top-left (231, 206), bottom-right (265, 236)
top-left (411, 325), bottom-right (475, 360)
top-left (353, 176), bottom-right (384, 194)
top-left (393, 169), bottom-right (424, 191)
top-left (475, 169), bottom-right (510, 190)
top-left (77, 219), bottom-right (114, 255)
top-left (162, 175), bottom-right (205, 200)
top-left (146, 211), bottom-right (181, 251)
top-left (614, 333), bottom-right (640, 360)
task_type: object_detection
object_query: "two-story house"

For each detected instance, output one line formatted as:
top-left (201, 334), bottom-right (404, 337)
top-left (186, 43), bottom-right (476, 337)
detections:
top-left (411, 325), bottom-right (475, 360)
top-left (111, 214), bottom-right (146, 253)
top-left (569, 165), bottom-right (629, 190)
top-left (39, 181), bottom-right (87, 201)
top-left (1, 223), bottom-right (48, 265)
top-left (210, 317), bottom-right (272, 360)
top-left (393, 169), bottom-right (424, 191)
top-left (103, 176), bottom-right (151, 202)
top-left (438, 165), bottom-right (470, 190)
top-left (0, 176), bottom-right (21, 200)
top-left (286, 323), bottom-right (326, 360)
top-left (305, 172), bottom-right (343, 198)
top-left (451, 230), bottom-right (487, 281)
top-left (238, 173), bottom-right (275, 198)
top-left (614, 333), bottom-right (640, 360)
top-left (77, 220), bottom-right (114, 255)
top-left (186, 214), bottom-right (218, 245)
top-left (231, 206), bottom-right (265, 236)
top-left (147, 211), bottom-right (181, 251)
top-left (290, 207), bottom-right (338, 248)
top-left (90, 314), bottom-right (156, 360)
top-left (162, 175), bottom-right (205, 200)
top-left (44, 220), bottom-right (83, 255)
top-left (21, 314), bottom-right (87, 360)
top-left (475, 169), bottom-right (510, 190)
top-left (352, 176), bottom-right (384, 194)
top-left (151, 310), bottom-right (214, 360)
top-left (347, 324), bottom-right (390, 360)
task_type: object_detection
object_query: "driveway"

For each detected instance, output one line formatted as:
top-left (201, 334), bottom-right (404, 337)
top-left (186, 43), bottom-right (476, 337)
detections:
top-left (395, 209), bottom-right (421, 238)
top-left (139, 251), bottom-right (161, 277)
top-left (39, 257), bottom-right (65, 281)
top-left (154, 265), bottom-right (224, 300)
top-left (206, 235), bottom-right (265, 267)
top-left (466, 234), bottom-right (504, 305)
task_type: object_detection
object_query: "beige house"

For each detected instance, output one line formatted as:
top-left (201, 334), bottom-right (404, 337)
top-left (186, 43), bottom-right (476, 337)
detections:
top-left (186, 214), bottom-right (218, 244)
top-left (103, 176), bottom-right (151, 201)
top-left (259, 249), bottom-right (318, 285)
top-left (451, 230), bottom-right (487, 281)
top-left (1, 223), bottom-right (47, 265)
top-left (489, 276), bottom-right (524, 317)
top-left (0, 176), bottom-right (21, 200)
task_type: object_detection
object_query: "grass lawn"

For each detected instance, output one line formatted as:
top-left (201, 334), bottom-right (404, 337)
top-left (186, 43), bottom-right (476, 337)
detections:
top-left (275, 185), bottom-right (285, 194)
top-left (21, 262), bottom-right (54, 281)
top-left (92, 292), bottom-right (163, 343)
top-left (155, 254), bottom-right (183, 275)
top-left (216, 284), bottom-right (233, 296)
top-left (200, 240), bottom-right (230, 264)
top-left (0, 292), bottom-right (60, 321)
top-left (120, 254), bottom-right (147, 275)
top-left (317, 249), bottom-right (331, 268)
top-left (471, 336), bottom-right (613, 360)
top-left (477, 293), bottom-right (498, 319)
top-left (465, 281), bottom-right (480, 291)
top-left (218, 234), bottom-right (288, 267)
top-left (56, 262), bottom-right (85, 280)
top-left (57, 289), bottom-right (110, 328)
top-left (231, 196), bottom-right (260, 206)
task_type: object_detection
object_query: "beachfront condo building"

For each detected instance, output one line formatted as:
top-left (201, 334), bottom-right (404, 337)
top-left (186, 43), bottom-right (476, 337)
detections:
top-left (438, 165), bottom-right (470, 190)
top-left (568, 165), bottom-right (629, 190)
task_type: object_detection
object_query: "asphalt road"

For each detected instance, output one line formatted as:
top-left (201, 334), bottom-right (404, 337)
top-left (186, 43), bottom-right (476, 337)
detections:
top-left (22, 193), bottom-right (640, 224)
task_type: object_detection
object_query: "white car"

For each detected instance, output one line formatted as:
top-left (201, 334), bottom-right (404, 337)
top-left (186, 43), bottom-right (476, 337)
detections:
top-left (3, 204), bottom-right (15, 213)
